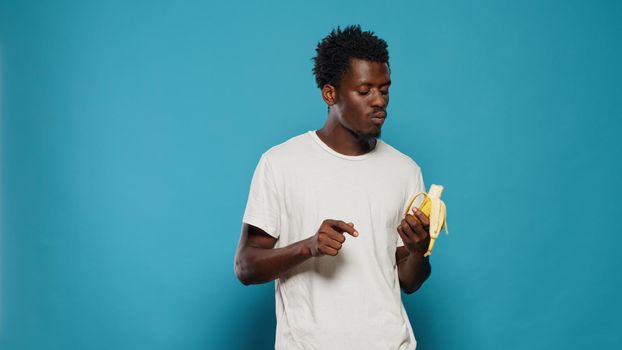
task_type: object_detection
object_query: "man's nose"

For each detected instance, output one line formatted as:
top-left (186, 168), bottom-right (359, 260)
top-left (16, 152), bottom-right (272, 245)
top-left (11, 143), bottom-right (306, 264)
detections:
top-left (371, 90), bottom-right (387, 108)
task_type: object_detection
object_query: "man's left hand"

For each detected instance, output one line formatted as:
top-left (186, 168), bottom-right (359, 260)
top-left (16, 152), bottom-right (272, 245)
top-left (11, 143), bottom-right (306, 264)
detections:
top-left (397, 208), bottom-right (431, 256)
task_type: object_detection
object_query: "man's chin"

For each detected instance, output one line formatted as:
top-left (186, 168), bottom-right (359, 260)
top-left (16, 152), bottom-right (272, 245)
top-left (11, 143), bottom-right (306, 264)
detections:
top-left (346, 125), bottom-right (382, 141)
top-left (361, 128), bottom-right (381, 139)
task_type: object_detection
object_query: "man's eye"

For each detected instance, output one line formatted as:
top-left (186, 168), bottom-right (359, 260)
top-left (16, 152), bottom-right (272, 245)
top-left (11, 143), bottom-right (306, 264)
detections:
top-left (357, 90), bottom-right (370, 95)
top-left (381, 90), bottom-right (389, 95)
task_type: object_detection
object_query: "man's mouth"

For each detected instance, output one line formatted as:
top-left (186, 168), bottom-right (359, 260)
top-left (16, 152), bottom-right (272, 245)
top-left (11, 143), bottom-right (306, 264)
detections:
top-left (371, 112), bottom-right (387, 125)
top-left (370, 111), bottom-right (387, 119)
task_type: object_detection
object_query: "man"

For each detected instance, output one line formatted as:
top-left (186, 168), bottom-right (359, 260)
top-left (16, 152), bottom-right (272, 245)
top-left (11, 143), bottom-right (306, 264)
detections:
top-left (234, 25), bottom-right (431, 350)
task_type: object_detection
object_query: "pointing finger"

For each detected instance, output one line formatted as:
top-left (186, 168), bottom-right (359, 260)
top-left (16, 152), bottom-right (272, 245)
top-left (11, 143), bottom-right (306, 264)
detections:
top-left (330, 220), bottom-right (359, 237)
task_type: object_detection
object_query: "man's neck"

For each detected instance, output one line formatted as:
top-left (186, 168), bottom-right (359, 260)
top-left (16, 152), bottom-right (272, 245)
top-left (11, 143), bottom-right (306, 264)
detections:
top-left (316, 121), bottom-right (377, 157)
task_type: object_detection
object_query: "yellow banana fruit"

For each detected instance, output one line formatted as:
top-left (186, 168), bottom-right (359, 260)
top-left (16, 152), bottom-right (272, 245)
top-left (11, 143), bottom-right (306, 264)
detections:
top-left (404, 184), bottom-right (449, 257)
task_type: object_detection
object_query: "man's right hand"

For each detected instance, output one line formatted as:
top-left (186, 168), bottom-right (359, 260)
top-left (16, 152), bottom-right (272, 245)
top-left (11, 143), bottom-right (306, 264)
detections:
top-left (306, 219), bottom-right (359, 257)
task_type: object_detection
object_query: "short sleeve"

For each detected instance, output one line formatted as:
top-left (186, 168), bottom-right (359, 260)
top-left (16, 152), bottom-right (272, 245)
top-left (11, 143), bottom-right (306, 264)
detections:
top-left (397, 164), bottom-right (425, 247)
top-left (242, 154), bottom-right (280, 239)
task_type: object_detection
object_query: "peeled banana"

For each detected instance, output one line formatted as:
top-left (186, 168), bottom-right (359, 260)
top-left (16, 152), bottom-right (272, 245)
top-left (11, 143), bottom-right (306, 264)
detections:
top-left (404, 184), bottom-right (449, 257)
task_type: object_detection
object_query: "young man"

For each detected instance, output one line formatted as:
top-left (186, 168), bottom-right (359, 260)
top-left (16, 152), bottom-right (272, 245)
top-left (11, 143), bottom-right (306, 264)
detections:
top-left (234, 25), bottom-right (431, 350)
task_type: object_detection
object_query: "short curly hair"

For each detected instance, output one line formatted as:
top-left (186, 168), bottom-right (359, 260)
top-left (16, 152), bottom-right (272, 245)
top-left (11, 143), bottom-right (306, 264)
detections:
top-left (312, 25), bottom-right (389, 89)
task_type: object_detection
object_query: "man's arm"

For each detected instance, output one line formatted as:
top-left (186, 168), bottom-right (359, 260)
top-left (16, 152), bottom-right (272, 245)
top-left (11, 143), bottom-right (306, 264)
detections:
top-left (396, 208), bottom-right (433, 294)
top-left (234, 220), bottom-right (358, 285)
top-left (396, 246), bottom-right (431, 294)
top-left (234, 223), bottom-right (311, 285)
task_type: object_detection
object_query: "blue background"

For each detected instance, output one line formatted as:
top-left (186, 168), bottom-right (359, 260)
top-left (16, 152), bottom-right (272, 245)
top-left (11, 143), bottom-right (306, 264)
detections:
top-left (1, 0), bottom-right (621, 349)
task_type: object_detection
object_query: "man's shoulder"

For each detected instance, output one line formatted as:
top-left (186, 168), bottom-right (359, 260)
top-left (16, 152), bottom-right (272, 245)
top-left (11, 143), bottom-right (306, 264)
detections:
top-left (377, 139), bottom-right (422, 172)
top-left (260, 131), bottom-right (313, 163)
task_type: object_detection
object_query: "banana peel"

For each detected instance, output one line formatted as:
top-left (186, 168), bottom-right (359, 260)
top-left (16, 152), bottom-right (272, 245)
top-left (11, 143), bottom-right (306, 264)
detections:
top-left (404, 184), bottom-right (449, 257)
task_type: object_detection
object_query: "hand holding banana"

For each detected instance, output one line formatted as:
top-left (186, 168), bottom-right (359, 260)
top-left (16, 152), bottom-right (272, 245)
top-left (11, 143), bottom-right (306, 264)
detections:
top-left (401, 184), bottom-right (449, 257)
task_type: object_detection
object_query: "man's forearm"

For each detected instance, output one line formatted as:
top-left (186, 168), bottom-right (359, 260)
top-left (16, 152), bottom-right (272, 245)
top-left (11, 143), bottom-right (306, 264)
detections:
top-left (235, 238), bottom-right (313, 285)
top-left (397, 250), bottom-right (432, 294)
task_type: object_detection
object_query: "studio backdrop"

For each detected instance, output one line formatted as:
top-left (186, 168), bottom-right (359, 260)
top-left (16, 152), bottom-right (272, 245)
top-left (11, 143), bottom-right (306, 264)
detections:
top-left (1, 0), bottom-right (621, 349)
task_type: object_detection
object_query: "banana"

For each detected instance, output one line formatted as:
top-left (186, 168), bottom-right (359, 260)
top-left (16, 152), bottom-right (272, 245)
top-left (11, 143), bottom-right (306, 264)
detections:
top-left (404, 184), bottom-right (449, 257)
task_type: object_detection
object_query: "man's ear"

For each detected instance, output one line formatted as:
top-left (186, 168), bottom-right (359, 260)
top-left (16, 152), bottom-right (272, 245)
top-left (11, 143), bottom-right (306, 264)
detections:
top-left (321, 84), bottom-right (337, 107)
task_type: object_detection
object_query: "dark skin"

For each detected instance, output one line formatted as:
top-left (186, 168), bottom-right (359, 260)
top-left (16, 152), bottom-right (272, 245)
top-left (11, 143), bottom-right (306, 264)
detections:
top-left (234, 58), bottom-right (431, 293)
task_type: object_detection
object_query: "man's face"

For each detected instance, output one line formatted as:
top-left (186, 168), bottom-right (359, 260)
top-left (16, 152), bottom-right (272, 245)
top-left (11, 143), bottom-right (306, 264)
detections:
top-left (333, 58), bottom-right (391, 139)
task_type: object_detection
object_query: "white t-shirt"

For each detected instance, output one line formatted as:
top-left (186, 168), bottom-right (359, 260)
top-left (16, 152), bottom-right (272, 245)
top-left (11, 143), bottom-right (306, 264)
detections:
top-left (243, 130), bottom-right (425, 350)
